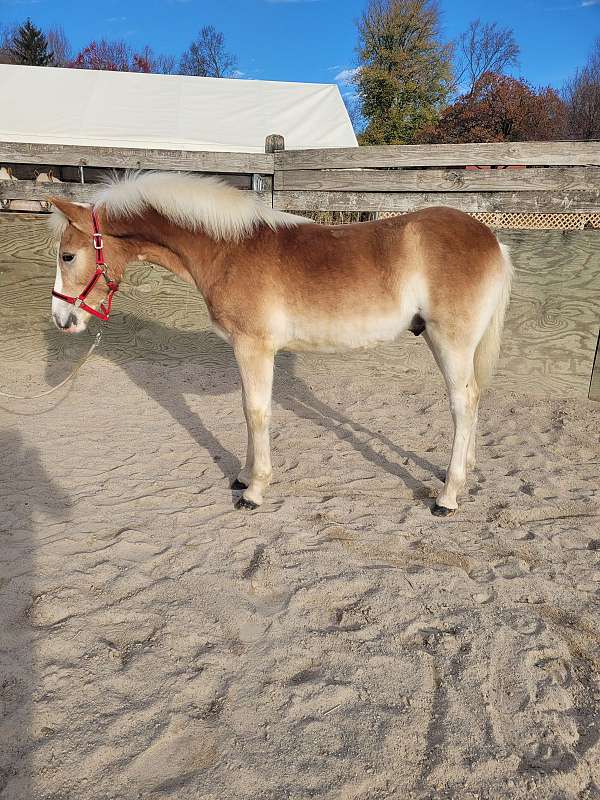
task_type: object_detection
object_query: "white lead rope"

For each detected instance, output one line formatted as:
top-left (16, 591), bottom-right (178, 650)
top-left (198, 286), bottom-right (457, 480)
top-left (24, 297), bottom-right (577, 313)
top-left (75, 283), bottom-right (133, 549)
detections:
top-left (0, 331), bottom-right (102, 400)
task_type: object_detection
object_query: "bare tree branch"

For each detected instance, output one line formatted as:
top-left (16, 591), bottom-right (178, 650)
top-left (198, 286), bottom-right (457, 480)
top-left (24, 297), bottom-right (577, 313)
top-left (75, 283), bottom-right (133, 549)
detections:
top-left (179, 26), bottom-right (237, 78)
top-left (454, 19), bottom-right (519, 95)
top-left (47, 27), bottom-right (72, 67)
top-left (563, 37), bottom-right (600, 139)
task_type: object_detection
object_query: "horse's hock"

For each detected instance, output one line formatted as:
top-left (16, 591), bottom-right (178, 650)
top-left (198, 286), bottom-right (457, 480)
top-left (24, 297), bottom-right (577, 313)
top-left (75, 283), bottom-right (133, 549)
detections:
top-left (1, 138), bottom-right (599, 400)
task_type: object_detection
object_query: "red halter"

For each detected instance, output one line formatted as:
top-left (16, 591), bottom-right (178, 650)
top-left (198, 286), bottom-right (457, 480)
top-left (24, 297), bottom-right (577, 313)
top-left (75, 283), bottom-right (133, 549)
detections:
top-left (52, 209), bottom-right (119, 321)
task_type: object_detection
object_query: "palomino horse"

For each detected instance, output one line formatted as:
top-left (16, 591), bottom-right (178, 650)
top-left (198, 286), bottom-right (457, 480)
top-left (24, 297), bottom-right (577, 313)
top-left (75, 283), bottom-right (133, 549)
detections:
top-left (49, 173), bottom-right (512, 515)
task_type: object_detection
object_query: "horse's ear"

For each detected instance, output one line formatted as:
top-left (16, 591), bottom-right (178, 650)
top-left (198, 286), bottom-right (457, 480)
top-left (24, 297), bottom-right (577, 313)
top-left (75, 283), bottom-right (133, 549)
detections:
top-left (49, 197), bottom-right (92, 233)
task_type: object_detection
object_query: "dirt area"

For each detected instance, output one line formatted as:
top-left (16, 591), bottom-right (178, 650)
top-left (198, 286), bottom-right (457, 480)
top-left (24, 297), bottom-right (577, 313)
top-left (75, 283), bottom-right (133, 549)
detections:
top-left (0, 259), bottom-right (599, 800)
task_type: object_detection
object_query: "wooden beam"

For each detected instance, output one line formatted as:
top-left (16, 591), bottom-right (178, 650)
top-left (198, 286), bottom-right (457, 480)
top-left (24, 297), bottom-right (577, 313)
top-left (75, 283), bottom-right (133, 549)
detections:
top-left (273, 189), bottom-right (600, 214)
top-left (0, 141), bottom-right (274, 174)
top-left (275, 166), bottom-right (600, 193)
top-left (1, 181), bottom-right (95, 203)
top-left (0, 180), bottom-right (273, 206)
top-left (276, 141), bottom-right (600, 170)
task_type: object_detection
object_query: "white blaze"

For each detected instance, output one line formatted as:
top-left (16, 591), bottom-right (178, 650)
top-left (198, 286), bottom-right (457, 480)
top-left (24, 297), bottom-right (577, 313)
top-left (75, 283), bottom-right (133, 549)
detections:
top-left (51, 254), bottom-right (87, 332)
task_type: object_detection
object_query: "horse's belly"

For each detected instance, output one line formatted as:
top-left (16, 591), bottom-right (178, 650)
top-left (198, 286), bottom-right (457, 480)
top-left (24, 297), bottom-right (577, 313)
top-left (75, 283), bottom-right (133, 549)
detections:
top-left (282, 312), bottom-right (412, 353)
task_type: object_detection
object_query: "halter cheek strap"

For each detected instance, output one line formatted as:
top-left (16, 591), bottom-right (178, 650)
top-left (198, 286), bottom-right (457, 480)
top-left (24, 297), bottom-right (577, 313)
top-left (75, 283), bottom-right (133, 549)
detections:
top-left (51, 209), bottom-right (119, 322)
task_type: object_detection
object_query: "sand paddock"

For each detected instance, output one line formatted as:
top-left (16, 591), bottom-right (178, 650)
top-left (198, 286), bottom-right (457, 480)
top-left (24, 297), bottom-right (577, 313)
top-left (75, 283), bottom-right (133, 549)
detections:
top-left (1, 251), bottom-right (599, 800)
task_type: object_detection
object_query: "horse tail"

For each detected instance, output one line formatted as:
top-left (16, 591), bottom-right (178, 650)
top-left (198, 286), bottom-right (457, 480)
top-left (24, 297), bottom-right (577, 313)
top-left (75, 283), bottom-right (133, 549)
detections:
top-left (473, 242), bottom-right (514, 391)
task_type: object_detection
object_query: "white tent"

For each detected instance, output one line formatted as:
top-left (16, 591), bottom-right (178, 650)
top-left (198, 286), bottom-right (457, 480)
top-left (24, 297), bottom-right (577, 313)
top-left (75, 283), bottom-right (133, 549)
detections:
top-left (0, 64), bottom-right (357, 153)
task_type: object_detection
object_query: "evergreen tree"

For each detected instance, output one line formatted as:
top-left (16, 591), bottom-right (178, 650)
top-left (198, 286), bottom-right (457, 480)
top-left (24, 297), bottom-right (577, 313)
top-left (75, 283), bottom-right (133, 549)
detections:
top-left (9, 19), bottom-right (53, 67)
top-left (354, 0), bottom-right (452, 144)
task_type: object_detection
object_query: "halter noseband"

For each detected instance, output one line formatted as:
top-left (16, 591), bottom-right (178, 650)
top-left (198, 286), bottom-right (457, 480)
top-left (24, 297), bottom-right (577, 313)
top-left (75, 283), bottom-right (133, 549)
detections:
top-left (52, 209), bottom-right (119, 321)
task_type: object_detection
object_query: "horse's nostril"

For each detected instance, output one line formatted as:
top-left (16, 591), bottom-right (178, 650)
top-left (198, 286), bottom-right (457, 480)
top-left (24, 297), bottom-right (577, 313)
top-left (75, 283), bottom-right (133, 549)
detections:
top-left (54, 313), bottom-right (78, 330)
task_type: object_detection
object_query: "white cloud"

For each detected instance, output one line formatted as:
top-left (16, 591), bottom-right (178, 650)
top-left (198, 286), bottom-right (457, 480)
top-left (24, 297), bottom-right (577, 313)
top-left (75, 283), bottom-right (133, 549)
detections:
top-left (582, 0), bottom-right (600, 5)
top-left (335, 67), bottom-right (360, 85)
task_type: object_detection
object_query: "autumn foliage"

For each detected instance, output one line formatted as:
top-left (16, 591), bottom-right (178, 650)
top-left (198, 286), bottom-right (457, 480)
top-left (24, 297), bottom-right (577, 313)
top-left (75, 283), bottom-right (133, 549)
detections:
top-left (417, 72), bottom-right (568, 143)
top-left (70, 40), bottom-right (175, 74)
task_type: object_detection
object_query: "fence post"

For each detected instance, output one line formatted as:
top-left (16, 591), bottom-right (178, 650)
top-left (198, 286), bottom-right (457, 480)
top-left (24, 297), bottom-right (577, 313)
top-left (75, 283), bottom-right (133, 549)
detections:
top-left (264, 135), bottom-right (285, 209)
top-left (265, 134), bottom-right (285, 154)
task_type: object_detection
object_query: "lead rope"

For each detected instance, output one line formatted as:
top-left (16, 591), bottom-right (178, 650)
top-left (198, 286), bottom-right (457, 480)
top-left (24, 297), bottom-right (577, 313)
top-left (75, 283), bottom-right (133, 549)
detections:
top-left (0, 331), bottom-right (102, 400)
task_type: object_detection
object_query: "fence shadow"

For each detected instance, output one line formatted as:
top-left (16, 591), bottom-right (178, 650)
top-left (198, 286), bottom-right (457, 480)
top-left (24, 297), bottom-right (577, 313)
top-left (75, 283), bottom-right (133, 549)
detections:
top-left (44, 314), bottom-right (442, 501)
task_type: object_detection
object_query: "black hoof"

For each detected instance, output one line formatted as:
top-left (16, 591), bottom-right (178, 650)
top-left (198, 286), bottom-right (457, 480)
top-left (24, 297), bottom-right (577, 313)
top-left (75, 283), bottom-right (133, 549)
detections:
top-left (231, 479), bottom-right (248, 491)
top-left (432, 503), bottom-right (456, 517)
top-left (235, 497), bottom-right (259, 511)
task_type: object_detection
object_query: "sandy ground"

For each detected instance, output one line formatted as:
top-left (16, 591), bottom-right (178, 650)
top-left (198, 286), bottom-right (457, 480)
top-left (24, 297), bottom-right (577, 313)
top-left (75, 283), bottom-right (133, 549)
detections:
top-left (1, 262), bottom-right (599, 800)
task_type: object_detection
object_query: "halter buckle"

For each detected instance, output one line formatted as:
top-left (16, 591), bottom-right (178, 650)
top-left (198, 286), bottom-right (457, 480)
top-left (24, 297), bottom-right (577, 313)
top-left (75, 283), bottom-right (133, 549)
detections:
top-left (93, 233), bottom-right (104, 250)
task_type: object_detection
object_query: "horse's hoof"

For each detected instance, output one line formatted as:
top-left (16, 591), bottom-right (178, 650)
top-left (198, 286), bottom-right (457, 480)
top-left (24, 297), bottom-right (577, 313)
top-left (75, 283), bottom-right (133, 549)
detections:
top-left (432, 503), bottom-right (456, 517)
top-left (231, 479), bottom-right (248, 491)
top-left (235, 497), bottom-right (259, 511)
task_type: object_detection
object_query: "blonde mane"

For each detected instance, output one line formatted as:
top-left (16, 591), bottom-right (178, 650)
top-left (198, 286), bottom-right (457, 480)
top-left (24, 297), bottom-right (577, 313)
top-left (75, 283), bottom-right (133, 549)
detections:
top-left (89, 171), bottom-right (308, 241)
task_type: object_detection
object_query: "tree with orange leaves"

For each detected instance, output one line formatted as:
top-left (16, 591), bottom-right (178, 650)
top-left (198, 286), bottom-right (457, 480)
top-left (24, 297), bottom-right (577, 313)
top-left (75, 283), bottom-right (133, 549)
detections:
top-left (417, 72), bottom-right (568, 143)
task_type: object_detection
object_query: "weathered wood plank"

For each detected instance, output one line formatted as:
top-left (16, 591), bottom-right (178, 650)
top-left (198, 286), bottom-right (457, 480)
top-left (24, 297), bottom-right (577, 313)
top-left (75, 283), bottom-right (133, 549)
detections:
top-left (496, 230), bottom-right (600, 398)
top-left (0, 141), bottom-right (274, 174)
top-left (3, 164), bottom-right (270, 191)
top-left (1, 217), bottom-right (598, 399)
top-left (0, 211), bottom-right (56, 266)
top-left (0, 182), bottom-right (97, 203)
top-left (273, 189), bottom-right (600, 214)
top-left (590, 333), bottom-right (600, 401)
top-left (276, 141), bottom-right (600, 170)
top-left (275, 166), bottom-right (600, 193)
top-left (0, 180), bottom-right (272, 206)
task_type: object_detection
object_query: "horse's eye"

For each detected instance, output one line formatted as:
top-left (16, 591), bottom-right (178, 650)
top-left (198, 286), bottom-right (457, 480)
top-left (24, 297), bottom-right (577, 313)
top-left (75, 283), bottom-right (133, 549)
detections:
top-left (62, 253), bottom-right (75, 263)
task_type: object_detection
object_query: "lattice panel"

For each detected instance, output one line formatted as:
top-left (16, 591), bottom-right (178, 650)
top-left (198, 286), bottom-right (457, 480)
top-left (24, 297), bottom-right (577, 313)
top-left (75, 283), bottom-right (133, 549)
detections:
top-left (378, 211), bottom-right (600, 230)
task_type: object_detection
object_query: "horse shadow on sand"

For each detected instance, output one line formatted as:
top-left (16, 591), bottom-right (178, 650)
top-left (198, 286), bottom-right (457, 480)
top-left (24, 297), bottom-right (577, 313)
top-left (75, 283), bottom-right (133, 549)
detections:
top-left (44, 313), bottom-right (444, 506)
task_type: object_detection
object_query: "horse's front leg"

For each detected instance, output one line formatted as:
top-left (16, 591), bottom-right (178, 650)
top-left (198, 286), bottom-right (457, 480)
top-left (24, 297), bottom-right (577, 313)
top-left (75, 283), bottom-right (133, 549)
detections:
top-left (231, 384), bottom-right (254, 490)
top-left (232, 337), bottom-right (275, 510)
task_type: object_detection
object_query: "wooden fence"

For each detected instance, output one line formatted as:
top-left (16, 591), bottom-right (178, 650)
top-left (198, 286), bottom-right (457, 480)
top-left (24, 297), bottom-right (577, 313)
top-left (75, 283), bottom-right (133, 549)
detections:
top-left (3, 139), bottom-right (598, 214)
top-left (0, 141), bottom-right (274, 205)
top-left (1, 138), bottom-right (599, 400)
top-left (272, 141), bottom-right (600, 214)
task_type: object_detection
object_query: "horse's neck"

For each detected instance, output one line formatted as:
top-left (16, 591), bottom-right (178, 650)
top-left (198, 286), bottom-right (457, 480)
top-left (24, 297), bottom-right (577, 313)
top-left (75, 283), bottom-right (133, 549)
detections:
top-left (113, 211), bottom-right (226, 294)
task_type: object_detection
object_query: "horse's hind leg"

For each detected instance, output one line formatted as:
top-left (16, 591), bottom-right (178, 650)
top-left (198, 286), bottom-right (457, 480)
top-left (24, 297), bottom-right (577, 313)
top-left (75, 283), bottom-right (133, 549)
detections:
top-left (424, 327), bottom-right (480, 516)
top-left (233, 337), bottom-right (274, 510)
top-left (466, 403), bottom-right (480, 470)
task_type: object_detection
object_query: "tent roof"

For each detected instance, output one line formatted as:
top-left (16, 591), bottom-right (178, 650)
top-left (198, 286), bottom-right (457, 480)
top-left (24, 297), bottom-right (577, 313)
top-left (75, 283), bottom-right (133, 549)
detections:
top-left (0, 64), bottom-right (357, 153)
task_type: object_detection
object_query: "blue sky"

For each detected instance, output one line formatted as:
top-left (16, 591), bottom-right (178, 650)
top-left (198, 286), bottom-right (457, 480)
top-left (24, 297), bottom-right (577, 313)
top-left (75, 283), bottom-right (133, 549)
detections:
top-left (0, 0), bottom-right (597, 94)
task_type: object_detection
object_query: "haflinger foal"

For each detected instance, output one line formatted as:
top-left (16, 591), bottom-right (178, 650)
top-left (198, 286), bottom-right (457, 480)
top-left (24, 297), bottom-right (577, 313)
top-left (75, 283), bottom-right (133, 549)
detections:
top-left (49, 172), bottom-right (512, 516)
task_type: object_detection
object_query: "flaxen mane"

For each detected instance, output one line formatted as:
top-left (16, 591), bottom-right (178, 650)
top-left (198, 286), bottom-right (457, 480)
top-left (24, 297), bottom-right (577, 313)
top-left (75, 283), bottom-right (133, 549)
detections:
top-left (94, 172), bottom-right (308, 241)
top-left (50, 172), bottom-right (308, 242)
